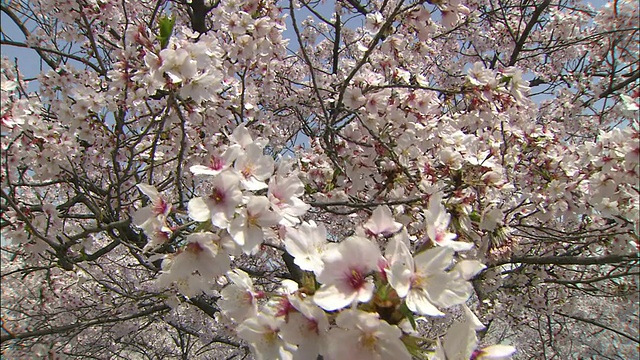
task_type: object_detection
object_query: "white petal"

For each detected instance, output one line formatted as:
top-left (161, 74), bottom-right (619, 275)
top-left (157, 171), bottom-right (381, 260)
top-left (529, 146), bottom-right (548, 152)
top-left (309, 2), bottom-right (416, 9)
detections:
top-left (137, 184), bottom-right (160, 202)
top-left (479, 345), bottom-right (517, 359)
top-left (228, 269), bottom-right (253, 289)
top-left (190, 164), bottom-right (220, 176)
top-left (364, 205), bottom-right (402, 235)
top-left (241, 177), bottom-right (269, 190)
top-left (406, 289), bottom-right (444, 316)
top-left (446, 240), bottom-right (475, 252)
top-left (455, 260), bottom-right (486, 280)
top-left (313, 284), bottom-right (356, 311)
top-left (386, 238), bottom-right (414, 298)
top-left (462, 304), bottom-right (485, 331)
top-left (188, 197), bottom-right (211, 222)
top-left (413, 246), bottom-right (454, 274)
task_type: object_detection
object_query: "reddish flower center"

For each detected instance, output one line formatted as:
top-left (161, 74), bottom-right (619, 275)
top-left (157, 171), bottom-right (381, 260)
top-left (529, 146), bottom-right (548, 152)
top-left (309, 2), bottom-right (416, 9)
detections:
top-left (209, 156), bottom-right (224, 170)
top-left (347, 269), bottom-right (366, 289)
top-left (210, 188), bottom-right (225, 203)
top-left (470, 349), bottom-right (483, 360)
top-left (306, 318), bottom-right (319, 334)
top-left (185, 241), bottom-right (204, 254)
top-left (153, 198), bottom-right (169, 215)
top-left (275, 297), bottom-right (295, 318)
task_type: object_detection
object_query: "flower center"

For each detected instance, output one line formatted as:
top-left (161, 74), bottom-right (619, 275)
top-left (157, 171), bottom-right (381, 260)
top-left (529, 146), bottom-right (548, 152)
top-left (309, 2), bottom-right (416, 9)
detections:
top-left (263, 328), bottom-right (278, 344)
top-left (153, 198), bottom-right (169, 215)
top-left (209, 156), bottom-right (224, 170)
top-left (241, 164), bottom-right (254, 178)
top-left (210, 188), bottom-right (225, 203)
top-left (359, 332), bottom-right (378, 351)
top-left (306, 318), bottom-right (319, 334)
top-left (247, 212), bottom-right (259, 226)
top-left (185, 241), bottom-right (204, 254)
top-left (347, 269), bottom-right (366, 289)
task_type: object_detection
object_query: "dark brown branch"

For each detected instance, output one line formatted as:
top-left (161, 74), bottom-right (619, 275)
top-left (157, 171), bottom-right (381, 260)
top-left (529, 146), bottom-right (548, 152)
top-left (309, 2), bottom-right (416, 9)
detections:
top-left (556, 312), bottom-right (639, 344)
top-left (0, 305), bottom-right (170, 344)
top-left (508, 0), bottom-right (552, 66)
top-left (490, 254), bottom-right (639, 267)
top-left (0, 40), bottom-right (103, 73)
top-left (598, 70), bottom-right (640, 99)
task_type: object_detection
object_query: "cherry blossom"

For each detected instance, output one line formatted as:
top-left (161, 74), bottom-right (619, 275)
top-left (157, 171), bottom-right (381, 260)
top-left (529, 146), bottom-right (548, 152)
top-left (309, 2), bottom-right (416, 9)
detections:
top-left (313, 236), bottom-right (382, 311)
top-left (1, 0), bottom-right (638, 358)
top-left (188, 171), bottom-right (243, 228)
top-left (284, 220), bottom-right (333, 275)
top-left (325, 309), bottom-right (411, 360)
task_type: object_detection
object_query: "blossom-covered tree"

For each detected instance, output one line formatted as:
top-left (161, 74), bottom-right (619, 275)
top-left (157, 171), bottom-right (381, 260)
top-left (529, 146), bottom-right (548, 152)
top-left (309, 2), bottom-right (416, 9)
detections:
top-left (1, 0), bottom-right (638, 358)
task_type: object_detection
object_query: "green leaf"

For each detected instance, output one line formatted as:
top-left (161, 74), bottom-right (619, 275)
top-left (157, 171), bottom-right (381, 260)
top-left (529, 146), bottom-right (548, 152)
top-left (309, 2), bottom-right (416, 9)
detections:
top-left (158, 15), bottom-right (175, 49)
top-left (401, 335), bottom-right (432, 360)
top-left (398, 302), bottom-right (417, 330)
top-left (469, 210), bottom-right (481, 223)
top-left (194, 220), bottom-right (212, 232)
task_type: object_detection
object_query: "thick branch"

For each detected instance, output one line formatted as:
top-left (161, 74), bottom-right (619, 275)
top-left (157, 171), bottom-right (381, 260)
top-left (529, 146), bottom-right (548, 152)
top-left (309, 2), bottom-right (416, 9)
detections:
top-left (508, 0), bottom-right (552, 66)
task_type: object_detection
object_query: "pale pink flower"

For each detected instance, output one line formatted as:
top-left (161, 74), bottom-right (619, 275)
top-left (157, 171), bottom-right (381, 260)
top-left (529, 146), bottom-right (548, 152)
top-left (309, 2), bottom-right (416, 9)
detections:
top-left (386, 241), bottom-right (480, 316)
top-left (325, 309), bottom-right (411, 360)
top-left (313, 236), bottom-right (382, 311)
top-left (279, 296), bottom-right (329, 360)
top-left (229, 196), bottom-right (281, 254)
top-left (343, 87), bottom-right (367, 110)
top-left (188, 171), bottom-right (242, 228)
top-left (234, 143), bottom-right (275, 190)
top-left (133, 184), bottom-right (171, 231)
top-left (190, 145), bottom-right (241, 176)
top-left (237, 313), bottom-right (294, 360)
top-left (363, 205), bottom-right (403, 237)
top-left (268, 175), bottom-right (310, 226)
top-left (284, 221), bottom-right (333, 275)
top-left (425, 193), bottom-right (473, 251)
top-left (156, 232), bottom-right (230, 297)
top-left (158, 48), bottom-right (197, 84)
top-left (219, 269), bottom-right (261, 323)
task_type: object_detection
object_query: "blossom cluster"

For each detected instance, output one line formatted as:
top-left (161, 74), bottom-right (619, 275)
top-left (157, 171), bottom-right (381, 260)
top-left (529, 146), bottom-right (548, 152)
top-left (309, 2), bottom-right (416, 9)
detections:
top-left (134, 124), bottom-right (515, 358)
top-left (1, 0), bottom-right (638, 358)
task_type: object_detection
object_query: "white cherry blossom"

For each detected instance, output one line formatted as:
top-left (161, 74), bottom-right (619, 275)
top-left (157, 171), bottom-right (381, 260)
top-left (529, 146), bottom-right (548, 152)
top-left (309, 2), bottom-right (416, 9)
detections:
top-left (313, 236), bottom-right (382, 311)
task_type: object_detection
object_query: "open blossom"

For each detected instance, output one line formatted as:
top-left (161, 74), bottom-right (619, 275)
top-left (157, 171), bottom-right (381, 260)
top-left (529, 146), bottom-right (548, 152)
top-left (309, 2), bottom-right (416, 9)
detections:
top-left (425, 193), bottom-right (473, 251)
top-left (228, 195), bottom-right (281, 254)
top-left (343, 87), bottom-right (367, 109)
top-left (365, 12), bottom-right (384, 34)
top-left (279, 295), bottom-right (330, 360)
top-left (284, 221), bottom-right (333, 275)
top-left (234, 143), bottom-right (275, 190)
top-left (219, 269), bottom-right (261, 323)
top-left (439, 0), bottom-right (471, 29)
top-left (501, 67), bottom-right (530, 102)
top-left (188, 171), bottom-right (243, 228)
top-left (313, 236), bottom-right (382, 311)
top-left (268, 175), bottom-right (310, 226)
top-left (156, 232), bottom-right (231, 297)
top-left (133, 184), bottom-right (171, 231)
top-left (158, 48), bottom-right (198, 84)
top-left (467, 62), bottom-right (495, 87)
top-left (386, 238), bottom-right (482, 316)
top-left (237, 313), bottom-right (294, 360)
top-left (431, 305), bottom-right (516, 360)
top-left (190, 144), bottom-right (241, 176)
top-left (133, 184), bottom-right (172, 250)
top-left (325, 309), bottom-right (411, 360)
